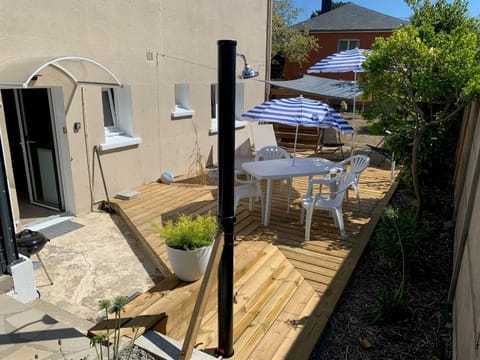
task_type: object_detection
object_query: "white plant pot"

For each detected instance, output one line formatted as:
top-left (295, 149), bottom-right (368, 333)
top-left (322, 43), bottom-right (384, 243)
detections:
top-left (166, 244), bottom-right (213, 282)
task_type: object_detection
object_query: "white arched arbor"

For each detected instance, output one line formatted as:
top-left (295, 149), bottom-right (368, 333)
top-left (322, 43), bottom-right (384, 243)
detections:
top-left (0, 56), bottom-right (123, 112)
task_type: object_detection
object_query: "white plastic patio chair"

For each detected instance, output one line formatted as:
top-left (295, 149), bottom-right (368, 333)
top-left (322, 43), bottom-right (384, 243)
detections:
top-left (338, 154), bottom-right (370, 208)
top-left (234, 178), bottom-right (264, 222)
top-left (254, 146), bottom-right (293, 212)
top-left (254, 145), bottom-right (290, 161)
top-left (208, 168), bottom-right (263, 222)
top-left (300, 172), bottom-right (356, 240)
top-left (310, 154), bottom-right (369, 209)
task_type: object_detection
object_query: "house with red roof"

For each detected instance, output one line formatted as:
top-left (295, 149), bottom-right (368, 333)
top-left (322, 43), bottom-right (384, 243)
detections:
top-left (284, 2), bottom-right (408, 81)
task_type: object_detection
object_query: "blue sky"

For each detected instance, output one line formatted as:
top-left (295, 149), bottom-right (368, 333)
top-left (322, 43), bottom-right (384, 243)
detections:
top-left (291, 0), bottom-right (480, 22)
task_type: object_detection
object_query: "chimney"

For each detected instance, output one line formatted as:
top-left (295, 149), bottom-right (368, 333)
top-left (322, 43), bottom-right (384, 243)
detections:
top-left (321, 0), bottom-right (332, 13)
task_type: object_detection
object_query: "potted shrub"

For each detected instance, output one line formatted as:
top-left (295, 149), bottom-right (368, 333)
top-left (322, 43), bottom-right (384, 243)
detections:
top-left (153, 213), bottom-right (217, 282)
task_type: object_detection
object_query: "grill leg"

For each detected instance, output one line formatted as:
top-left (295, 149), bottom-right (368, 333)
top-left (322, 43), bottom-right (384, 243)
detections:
top-left (35, 253), bottom-right (53, 285)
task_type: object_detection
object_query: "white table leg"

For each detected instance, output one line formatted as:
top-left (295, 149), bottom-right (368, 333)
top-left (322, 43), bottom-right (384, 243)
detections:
top-left (264, 179), bottom-right (273, 226)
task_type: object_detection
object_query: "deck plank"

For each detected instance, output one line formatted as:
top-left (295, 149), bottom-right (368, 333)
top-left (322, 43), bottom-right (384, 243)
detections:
top-left (250, 280), bottom-right (317, 360)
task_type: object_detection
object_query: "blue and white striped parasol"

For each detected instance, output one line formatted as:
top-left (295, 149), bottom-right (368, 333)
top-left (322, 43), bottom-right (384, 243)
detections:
top-left (307, 48), bottom-right (371, 74)
top-left (242, 96), bottom-right (353, 164)
top-left (307, 48), bottom-right (370, 154)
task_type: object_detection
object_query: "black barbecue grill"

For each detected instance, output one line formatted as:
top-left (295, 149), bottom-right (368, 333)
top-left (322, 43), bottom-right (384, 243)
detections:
top-left (16, 229), bottom-right (53, 285)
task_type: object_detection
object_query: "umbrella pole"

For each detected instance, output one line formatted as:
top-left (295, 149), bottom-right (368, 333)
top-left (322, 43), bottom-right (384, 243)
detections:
top-left (351, 72), bottom-right (357, 156)
top-left (292, 126), bottom-right (299, 166)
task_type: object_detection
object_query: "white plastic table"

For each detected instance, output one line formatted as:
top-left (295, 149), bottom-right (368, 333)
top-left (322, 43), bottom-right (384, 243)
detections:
top-left (242, 157), bottom-right (343, 226)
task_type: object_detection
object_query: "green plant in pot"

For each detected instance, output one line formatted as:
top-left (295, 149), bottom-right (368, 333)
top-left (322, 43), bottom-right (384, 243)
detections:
top-left (153, 212), bottom-right (218, 282)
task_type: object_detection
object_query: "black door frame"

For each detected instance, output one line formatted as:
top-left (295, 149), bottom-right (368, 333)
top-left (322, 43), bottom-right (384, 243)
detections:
top-left (11, 88), bottom-right (64, 211)
top-left (0, 138), bottom-right (18, 273)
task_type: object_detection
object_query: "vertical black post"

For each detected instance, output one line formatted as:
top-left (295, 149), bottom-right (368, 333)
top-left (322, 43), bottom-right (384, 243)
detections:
top-left (216, 39), bottom-right (236, 358)
top-left (0, 139), bottom-right (18, 273)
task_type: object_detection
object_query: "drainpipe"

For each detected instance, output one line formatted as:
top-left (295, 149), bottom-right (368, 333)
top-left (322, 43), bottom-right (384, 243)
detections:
top-left (216, 39), bottom-right (236, 358)
top-left (80, 87), bottom-right (95, 211)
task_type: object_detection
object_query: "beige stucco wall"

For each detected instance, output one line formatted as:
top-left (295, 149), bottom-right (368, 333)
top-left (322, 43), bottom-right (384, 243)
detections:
top-left (0, 0), bottom-right (269, 216)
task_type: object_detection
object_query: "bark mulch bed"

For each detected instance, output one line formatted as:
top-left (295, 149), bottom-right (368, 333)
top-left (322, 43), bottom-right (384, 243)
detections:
top-left (310, 183), bottom-right (454, 360)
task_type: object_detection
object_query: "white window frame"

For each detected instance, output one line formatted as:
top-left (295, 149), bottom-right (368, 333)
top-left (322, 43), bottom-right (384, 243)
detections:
top-left (338, 39), bottom-right (360, 52)
top-left (171, 83), bottom-right (195, 118)
top-left (100, 85), bottom-right (141, 151)
top-left (102, 88), bottom-right (120, 136)
top-left (210, 83), bottom-right (218, 132)
top-left (210, 83), bottom-right (246, 134)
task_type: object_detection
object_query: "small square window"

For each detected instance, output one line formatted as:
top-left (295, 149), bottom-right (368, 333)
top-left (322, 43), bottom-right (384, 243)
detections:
top-left (338, 40), bottom-right (360, 52)
top-left (171, 83), bottom-right (195, 118)
top-left (210, 83), bottom-right (218, 120)
top-left (100, 86), bottom-right (142, 151)
top-left (209, 83), bottom-right (246, 133)
top-left (102, 89), bottom-right (116, 128)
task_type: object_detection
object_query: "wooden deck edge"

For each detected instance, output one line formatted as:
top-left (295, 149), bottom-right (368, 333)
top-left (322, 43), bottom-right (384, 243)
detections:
top-left (109, 201), bottom-right (173, 277)
top-left (284, 174), bottom-right (402, 359)
top-left (87, 275), bottom-right (182, 338)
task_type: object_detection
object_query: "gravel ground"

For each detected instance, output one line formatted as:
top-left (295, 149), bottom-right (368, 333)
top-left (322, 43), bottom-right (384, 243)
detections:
top-left (119, 345), bottom-right (160, 359)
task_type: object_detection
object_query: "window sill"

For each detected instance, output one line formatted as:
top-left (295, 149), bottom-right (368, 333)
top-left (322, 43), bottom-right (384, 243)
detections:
top-left (100, 135), bottom-right (142, 151)
top-left (171, 108), bottom-right (195, 118)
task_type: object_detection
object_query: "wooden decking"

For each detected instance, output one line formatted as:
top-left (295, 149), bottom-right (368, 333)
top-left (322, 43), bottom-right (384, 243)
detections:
top-left (89, 159), bottom-right (399, 359)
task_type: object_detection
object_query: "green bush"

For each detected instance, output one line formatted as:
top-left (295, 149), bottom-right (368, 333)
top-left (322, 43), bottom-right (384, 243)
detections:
top-left (90, 296), bottom-right (139, 360)
top-left (153, 213), bottom-right (217, 250)
top-left (363, 207), bottom-right (419, 325)
top-left (362, 288), bottom-right (409, 325)
top-left (375, 206), bottom-right (428, 268)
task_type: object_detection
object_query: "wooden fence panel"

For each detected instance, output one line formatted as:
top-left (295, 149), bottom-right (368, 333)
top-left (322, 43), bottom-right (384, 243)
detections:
top-left (451, 100), bottom-right (480, 360)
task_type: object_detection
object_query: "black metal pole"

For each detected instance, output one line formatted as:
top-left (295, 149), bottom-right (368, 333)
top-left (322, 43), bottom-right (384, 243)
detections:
top-left (216, 39), bottom-right (236, 358)
top-left (0, 138), bottom-right (18, 274)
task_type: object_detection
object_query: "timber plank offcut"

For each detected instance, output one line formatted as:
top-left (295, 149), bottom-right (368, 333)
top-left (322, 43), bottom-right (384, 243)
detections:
top-left (90, 161), bottom-right (399, 359)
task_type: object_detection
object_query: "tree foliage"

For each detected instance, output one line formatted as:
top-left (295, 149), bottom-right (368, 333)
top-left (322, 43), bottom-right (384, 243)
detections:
top-left (272, 0), bottom-right (318, 66)
top-left (407, 0), bottom-right (479, 34)
top-left (360, 0), bottom-right (480, 214)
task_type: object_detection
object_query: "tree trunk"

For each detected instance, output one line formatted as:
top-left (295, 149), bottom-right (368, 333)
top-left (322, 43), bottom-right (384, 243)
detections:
top-left (412, 119), bottom-right (424, 219)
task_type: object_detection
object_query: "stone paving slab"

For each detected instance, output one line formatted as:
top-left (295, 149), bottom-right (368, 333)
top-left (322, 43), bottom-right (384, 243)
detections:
top-left (0, 294), bottom-right (96, 359)
top-left (32, 211), bottom-right (163, 323)
top-left (2, 346), bottom-right (53, 360)
top-left (0, 294), bottom-right (29, 315)
top-left (0, 294), bottom-right (95, 360)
